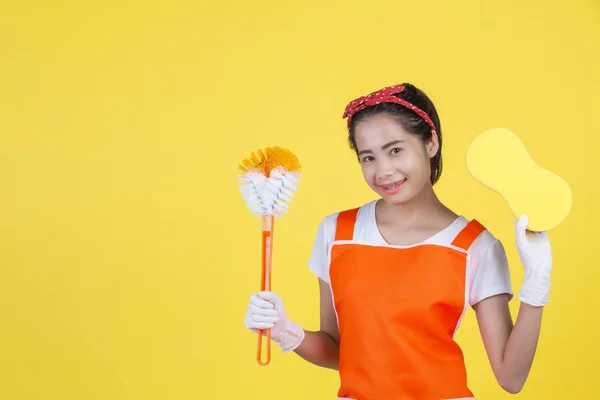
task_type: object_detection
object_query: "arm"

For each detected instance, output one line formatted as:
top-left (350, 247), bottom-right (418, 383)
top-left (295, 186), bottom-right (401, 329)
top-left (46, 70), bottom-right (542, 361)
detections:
top-left (245, 216), bottom-right (341, 368)
top-left (474, 214), bottom-right (552, 394)
top-left (293, 278), bottom-right (340, 370)
top-left (474, 295), bottom-right (543, 394)
top-left (244, 279), bottom-right (340, 370)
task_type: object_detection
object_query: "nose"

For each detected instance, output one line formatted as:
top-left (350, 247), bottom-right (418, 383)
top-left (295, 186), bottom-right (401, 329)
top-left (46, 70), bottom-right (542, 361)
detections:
top-left (376, 159), bottom-right (394, 180)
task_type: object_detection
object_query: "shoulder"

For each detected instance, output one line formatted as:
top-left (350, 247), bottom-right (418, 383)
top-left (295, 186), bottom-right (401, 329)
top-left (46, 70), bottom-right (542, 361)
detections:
top-left (468, 218), bottom-right (507, 259)
top-left (434, 216), bottom-right (504, 254)
top-left (314, 200), bottom-right (376, 239)
top-left (307, 201), bottom-right (375, 283)
top-left (431, 215), bottom-right (509, 269)
top-left (463, 219), bottom-right (514, 304)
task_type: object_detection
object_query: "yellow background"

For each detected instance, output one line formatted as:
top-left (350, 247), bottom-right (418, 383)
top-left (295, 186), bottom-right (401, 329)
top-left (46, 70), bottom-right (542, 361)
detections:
top-left (1, 0), bottom-right (598, 399)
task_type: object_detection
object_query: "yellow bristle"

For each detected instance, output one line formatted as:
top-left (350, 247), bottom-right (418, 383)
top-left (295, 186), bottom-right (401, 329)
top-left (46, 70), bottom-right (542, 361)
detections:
top-left (238, 146), bottom-right (301, 177)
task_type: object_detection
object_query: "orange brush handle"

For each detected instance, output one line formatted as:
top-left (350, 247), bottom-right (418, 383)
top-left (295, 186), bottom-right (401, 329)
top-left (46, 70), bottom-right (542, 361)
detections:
top-left (257, 215), bottom-right (274, 366)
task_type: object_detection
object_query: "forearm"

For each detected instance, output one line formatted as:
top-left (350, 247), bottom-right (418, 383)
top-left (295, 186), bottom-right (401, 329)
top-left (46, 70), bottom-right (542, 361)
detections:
top-left (499, 303), bottom-right (544, 393)
top-left (294, 330), bottom-right (340, 370)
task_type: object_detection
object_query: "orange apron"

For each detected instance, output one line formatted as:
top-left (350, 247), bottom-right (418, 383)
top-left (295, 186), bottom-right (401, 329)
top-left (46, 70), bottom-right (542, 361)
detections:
top-left (329, 208), bottom-right (485, 400)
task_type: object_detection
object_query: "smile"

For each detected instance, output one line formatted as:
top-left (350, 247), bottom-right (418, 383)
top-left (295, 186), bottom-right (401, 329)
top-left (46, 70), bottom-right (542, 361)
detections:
top-left (379, 179), bottom-right (407, 194)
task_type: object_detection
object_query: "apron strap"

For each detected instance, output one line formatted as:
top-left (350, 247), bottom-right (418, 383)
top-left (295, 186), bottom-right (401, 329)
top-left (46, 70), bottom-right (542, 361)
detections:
top-left (334, 208), bottom-right (360, 241)
top-left (451, 219), bottom-right (486, 251)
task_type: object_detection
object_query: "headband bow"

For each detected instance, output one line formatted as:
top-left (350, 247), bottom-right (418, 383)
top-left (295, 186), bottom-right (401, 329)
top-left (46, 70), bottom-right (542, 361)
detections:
top-left (342, 84), bottom-right (436, 134)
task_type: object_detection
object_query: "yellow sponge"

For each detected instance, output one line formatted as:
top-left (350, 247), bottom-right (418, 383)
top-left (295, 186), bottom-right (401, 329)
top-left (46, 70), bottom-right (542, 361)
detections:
top-left (466, 128), bottom-right (572, 232)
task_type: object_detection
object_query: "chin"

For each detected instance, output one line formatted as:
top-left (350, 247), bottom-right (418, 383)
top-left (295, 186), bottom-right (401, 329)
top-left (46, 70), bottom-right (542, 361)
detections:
top-left (376, 188), bottom-right (413, 205)
top-left (383, 194), bottom-right (412, 206)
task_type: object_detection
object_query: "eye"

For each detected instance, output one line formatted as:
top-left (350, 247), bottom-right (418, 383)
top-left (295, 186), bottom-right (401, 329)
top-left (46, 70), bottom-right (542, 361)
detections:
top-left (390, 147), bottom-right (403, 155)
top-left (362, 155), bottom-right (374, 163)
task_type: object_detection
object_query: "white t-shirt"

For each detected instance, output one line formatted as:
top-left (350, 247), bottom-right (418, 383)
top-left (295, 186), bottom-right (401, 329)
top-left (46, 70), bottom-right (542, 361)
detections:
top-left (308, 200), bottom-right (514, 307)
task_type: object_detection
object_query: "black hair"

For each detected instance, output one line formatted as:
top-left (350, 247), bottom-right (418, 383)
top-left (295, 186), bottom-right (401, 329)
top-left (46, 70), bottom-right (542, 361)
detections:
top-left (347, 82), bottom-right (443, 185)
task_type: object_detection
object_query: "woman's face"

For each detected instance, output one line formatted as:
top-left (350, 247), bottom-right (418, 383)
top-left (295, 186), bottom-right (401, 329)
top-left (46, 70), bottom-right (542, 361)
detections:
top-left (353, 114), bottom-right (438, 205)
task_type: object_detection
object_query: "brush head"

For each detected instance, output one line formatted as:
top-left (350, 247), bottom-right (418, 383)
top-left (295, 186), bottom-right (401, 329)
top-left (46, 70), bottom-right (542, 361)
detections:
top-left (237, 146), bottom-right (302, 217)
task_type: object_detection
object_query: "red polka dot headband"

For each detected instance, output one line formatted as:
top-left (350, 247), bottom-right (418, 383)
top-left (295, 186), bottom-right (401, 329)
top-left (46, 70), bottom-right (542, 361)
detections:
top-left (342, 84), bottom-right (437, 134)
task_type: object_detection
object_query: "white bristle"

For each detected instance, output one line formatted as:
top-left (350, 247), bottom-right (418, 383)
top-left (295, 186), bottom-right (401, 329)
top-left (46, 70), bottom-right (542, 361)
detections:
top-left (238, 167), bottom-right (300, 218)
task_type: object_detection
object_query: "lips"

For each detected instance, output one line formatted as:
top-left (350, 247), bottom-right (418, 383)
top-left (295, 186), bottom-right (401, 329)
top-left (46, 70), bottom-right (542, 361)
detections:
top-left (379, 178), bottom-right (407, 194)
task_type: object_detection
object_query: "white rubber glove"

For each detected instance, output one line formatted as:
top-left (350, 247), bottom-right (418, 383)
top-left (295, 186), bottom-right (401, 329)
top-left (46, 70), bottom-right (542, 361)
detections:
top-left (514, 214), bottom-right (553, 306)
top-left (244, 291), bottom-right (305, 353)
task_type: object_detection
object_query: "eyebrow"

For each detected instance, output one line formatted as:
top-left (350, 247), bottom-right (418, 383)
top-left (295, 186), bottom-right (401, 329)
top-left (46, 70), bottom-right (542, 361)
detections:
top-left (357, 140), bottom-right (404, 156)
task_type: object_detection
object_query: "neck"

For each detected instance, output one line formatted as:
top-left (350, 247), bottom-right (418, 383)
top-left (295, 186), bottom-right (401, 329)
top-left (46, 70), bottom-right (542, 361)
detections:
top-left (378, 184), bottom-right (448, 224)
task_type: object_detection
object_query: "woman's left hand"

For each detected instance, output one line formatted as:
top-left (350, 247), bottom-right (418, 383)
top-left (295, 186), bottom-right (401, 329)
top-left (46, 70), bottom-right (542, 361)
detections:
top-left (514, 214), bottom-right (553, 306)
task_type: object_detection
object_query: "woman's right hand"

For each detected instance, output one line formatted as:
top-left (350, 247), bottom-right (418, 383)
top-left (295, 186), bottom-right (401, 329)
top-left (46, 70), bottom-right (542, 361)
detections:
top-left (244, 291), bottom-right (305, 352)
top-left (244, 291), bottom-right (284, 334)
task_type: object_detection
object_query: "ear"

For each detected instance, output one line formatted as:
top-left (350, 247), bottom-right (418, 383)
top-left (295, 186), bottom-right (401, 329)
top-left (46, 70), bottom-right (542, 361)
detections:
top-left (426, 130), bottom-right (439, 158)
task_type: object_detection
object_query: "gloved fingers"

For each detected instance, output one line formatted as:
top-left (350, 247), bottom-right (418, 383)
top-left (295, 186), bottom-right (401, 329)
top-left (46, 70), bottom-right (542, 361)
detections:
top-left (251, 314), bottom-right (279, 324)
top-left (514, 214), bottom-right (530, 245)
top-left (256, 290), bottom-right (281, 305)
top-left (249, 293), bottom-right (275, 309)
top-left (247, 321), bottom-right (275, 330)
top-left (250, 303), bottom-right (278, 316)
top-left (515, 214), bottom-right (548, 236)
top-left (516, 214), bottom-right (529, 234)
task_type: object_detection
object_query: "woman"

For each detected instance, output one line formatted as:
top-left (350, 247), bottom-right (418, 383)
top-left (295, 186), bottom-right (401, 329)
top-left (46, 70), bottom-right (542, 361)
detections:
top-left (244, 83), bottom-right (553, 399)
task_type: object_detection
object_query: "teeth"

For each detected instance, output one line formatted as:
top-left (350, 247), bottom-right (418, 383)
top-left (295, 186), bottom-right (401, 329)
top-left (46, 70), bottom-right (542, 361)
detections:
top-left (384, 180), bottom-right (404, 190)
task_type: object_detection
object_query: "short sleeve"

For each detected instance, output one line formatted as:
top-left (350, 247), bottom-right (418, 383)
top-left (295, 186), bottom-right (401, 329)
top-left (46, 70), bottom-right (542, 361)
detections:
top-left (307, 213), bottom-right (338, 284)
top-left (468, 233), bottom-right (514, 306)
